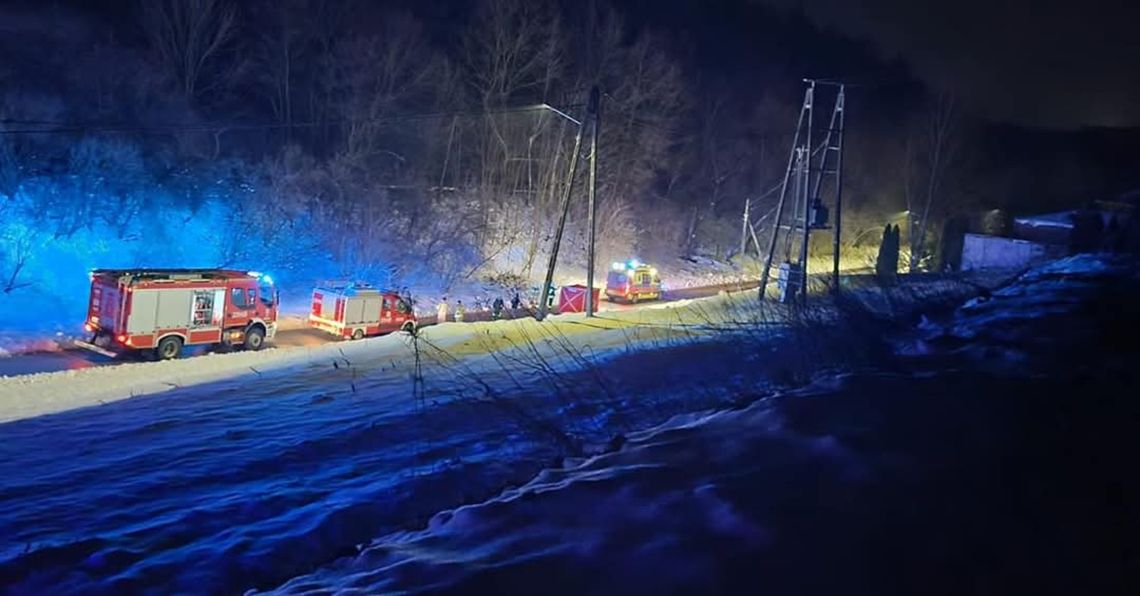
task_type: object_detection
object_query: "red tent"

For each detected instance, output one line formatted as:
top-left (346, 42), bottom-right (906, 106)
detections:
top-left (557, 284), bottom-right (600, 314)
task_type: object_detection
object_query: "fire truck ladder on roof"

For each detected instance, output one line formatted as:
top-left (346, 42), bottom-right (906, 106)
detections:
top-left (92, 269), bottom-right (253, 283)
top-left (757, 79), bottom-right (846, 302)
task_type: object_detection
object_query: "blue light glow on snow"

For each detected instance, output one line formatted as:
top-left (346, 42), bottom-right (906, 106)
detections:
top-left (0, 182), bottom-right (369, 335)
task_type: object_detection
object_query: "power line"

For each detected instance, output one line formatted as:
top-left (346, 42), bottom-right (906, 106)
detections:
top-left (0, 100), bottom-right (819, 141)
top-left (0, 104), bottom-right (585, 137)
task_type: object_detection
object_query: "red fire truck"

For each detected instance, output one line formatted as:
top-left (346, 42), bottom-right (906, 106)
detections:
top-left (308, 283), bottom-right (417, 340)
top-left (77, 269), bottom-right (279, 360)
top-left (605, 260), bottom-right (662, 303)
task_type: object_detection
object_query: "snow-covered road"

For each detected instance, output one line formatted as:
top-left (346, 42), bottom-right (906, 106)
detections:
top-left (0, 285), bottom-right (749, 424)
top-left (0, 280), bottom-right (757, 383)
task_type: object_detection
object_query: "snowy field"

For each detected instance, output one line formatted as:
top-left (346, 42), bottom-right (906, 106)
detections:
top-left (1, 270), bottom-right (1023, 594)
top-left (266, 253), bottom-right (1140, 595)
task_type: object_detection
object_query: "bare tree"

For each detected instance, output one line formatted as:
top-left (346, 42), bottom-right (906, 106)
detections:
top-left (906, 92), bottom-right (959, 271)
top-left (55, 139), bottom-right (150, 239)
top-left (139, 0), bottom-right (240, 103)
top-left (464, 0), bottom-right (563, 106)
top-left (460, 0), bottom-right (570, 276)
top-left (678, 92), bottom-right (757, 257)
top-left (0, 222), bottom-right (34, 295)
top-left (586, 18), bottom-right (686, 261)
top-left (0, 133), bottom-right (31, 293)
top-left (254, 0), bottom-right (311, 143)
top-left (337, 14), bottom-right (438, 162)
top-left (0, 136), bottom-right (20, 200)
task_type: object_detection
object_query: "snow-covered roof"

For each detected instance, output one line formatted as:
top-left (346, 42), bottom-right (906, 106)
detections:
top-left (1013, 210), bottom-right (1075, 229)
top-left (314, 283), bottom-right (387, 297)
top-left (92, 268), bottom-right (257, 282)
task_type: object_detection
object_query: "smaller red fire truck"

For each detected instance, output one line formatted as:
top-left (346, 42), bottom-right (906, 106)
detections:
top-left (77, 269), bottom-right (279, 360)
top-left (605, 259), bottom-right (662, 303)
top-left (308, 283), bottom-right (417, 340)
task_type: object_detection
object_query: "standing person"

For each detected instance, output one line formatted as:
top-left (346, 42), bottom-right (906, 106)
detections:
top-left (510, 292), bottom-right (521, 310)
top-left (436, 298), bottom-right (449, 325)
top-left (455, 300), bottom-right (466, 322)
top-left (492, 296), bottom-right (504, 320)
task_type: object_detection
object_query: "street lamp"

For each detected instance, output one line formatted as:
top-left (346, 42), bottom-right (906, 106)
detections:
top-left (535, 103), bottom-right (582, 126)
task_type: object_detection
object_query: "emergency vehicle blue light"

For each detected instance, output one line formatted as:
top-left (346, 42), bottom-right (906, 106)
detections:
top-left (612, 262), bottom-right (624, 270)
top-left (248, 271), bottom-right (274, 284)
top-left (628, 259), bottom-right (641, 269)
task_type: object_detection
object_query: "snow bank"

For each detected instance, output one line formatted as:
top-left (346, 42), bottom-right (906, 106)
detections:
top-left (0, 331), bottom-right (71, 358)
top-left (897, 253), bottom-right (1133, 370)
top-left (262, 376), bottom-right (861, 595)
top-left (0, 331), bottom-right (407, 424)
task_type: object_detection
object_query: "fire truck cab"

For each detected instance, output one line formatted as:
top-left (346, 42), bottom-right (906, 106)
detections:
top-left (308, 283), bottom-right (416, 340)
top-left (605, 260), bottom-right (662, 303)
top-left (78, 269), bottom-right (279, 360)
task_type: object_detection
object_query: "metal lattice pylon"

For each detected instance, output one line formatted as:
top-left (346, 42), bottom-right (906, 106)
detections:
top-left (758, 80), bottom-right (846, 302)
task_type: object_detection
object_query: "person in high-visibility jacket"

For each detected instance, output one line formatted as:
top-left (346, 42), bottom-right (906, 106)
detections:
top-left (436, 298), bottom-right (449, 324)
top-left (454, 300), bottom-right (466, 322)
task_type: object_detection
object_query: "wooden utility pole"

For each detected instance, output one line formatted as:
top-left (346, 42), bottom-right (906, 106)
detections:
top-left (585, 86), bottom-right (601, 318)
top-left (799, 88), bottom-right (815, 303)
top-left (537, 105), bottom-right (587, 321)
top-left (537, 87), bottom-right (600, 321)
top-left (739, 198), bottom-right (751, 256)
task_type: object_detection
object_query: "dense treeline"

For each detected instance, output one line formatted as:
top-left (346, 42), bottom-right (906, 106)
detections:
top-left (0, 0), bottom-right (696, 299)
top-left (0, 0), bottom-right (1135, 328)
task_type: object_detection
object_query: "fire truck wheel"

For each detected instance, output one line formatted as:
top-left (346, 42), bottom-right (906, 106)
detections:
top-left (630, 293), bottom-right (639, 304)
top-left (401, 321), bottom-right (416, 334)
top-left (245, 326), bottom-right (266, 351)
top-left (351, 329), bottom-right (365, 341)
top-left (156, 336), bottom-right (183, 360)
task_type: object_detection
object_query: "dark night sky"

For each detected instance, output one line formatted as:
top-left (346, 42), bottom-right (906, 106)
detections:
top-left (13, 0), bottom-right (1140, 130)
top-left (751, 0), bottom-right (1140, 129)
